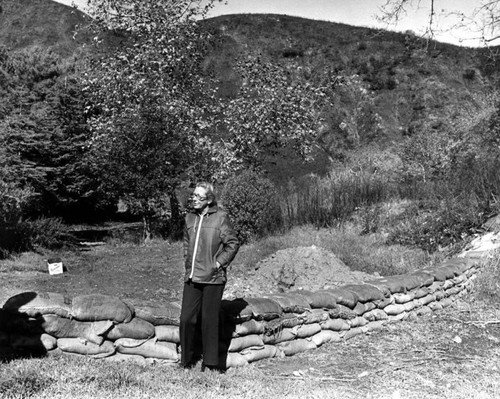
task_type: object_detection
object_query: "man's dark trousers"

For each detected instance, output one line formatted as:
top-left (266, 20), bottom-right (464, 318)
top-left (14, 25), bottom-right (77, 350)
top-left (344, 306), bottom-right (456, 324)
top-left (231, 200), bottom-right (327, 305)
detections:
top-left (180, 280), bottom-right (225, 367)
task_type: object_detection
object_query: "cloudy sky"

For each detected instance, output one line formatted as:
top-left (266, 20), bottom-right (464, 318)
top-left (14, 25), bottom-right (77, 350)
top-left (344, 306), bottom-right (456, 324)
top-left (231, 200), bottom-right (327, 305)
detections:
top-left (54, 0), bottom-right (489, 47)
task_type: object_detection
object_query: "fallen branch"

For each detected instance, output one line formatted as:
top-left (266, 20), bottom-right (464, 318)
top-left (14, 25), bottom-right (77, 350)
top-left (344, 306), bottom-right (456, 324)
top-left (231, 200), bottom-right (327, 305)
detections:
top-left (277, 375), bottom-right (355, 382)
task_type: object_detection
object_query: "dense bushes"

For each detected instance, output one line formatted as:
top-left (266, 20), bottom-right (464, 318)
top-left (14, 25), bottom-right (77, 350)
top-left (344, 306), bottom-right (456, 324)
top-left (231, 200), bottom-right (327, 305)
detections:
top-left (0, 217), bottom-right (73, 259)
top-left (221, 170), bottom-right (283, 243)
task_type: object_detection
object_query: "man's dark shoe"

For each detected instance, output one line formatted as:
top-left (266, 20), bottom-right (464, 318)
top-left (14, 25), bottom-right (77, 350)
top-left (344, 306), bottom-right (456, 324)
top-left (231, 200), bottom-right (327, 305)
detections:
top-left (201, 363), bottom-right (226, 374)
top-left (180, 361), bottom-right (196, 370)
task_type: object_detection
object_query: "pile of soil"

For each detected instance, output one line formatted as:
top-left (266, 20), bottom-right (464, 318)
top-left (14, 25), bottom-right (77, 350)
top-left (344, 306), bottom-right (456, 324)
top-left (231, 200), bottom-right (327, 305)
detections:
top-left (225, 245), bottom-right (377, 299)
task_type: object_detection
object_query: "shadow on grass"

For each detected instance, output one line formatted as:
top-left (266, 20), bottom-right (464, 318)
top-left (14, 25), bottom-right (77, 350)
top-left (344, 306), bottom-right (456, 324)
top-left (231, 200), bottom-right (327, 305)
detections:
top-left (0, 292), bottom-right (48, 362)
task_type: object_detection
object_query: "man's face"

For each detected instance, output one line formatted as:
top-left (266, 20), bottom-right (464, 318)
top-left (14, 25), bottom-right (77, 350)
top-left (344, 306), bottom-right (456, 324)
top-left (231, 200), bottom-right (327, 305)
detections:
top-left (191, 187), bottom-right (210, 212)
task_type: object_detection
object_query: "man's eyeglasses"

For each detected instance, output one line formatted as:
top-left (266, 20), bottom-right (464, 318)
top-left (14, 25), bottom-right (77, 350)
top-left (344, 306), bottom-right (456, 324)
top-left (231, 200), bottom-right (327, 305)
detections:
top-left (191, 194), bottom-right (208, 201)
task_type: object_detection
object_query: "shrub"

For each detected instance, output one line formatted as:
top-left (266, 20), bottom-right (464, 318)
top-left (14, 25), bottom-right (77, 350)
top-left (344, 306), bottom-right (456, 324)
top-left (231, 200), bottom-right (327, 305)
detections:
top-left (463, 68), bottom-right (476, 80)
top-left (474, 250), bottom-right (500, 304)
top-left (0, 217), bottom-right (75, 259)
top-left (283, 160), bottom-right (393, 229)
top-left (386, 195), bottom-right (484, 252)
top-left (221, 170), bottom-right (283, 243)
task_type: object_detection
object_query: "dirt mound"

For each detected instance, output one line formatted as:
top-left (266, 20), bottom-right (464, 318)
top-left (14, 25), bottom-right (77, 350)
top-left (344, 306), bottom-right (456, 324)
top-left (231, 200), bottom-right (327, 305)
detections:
top-left (225, 245), bottom-right (377, 299)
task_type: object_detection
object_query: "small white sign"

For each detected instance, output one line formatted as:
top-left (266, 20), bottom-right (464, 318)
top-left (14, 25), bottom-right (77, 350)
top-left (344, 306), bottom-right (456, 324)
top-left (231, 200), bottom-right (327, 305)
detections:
top-left (47, 258), bottom-right (64, 275)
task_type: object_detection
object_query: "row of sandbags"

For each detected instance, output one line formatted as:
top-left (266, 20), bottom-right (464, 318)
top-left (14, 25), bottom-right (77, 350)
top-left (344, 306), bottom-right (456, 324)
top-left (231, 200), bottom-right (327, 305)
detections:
top-left (0, 256), bottom-right (479, 367)
top-left (0, 293), bottom-right (183, 363)
top-left (216, 257), bottom-right (478, 367)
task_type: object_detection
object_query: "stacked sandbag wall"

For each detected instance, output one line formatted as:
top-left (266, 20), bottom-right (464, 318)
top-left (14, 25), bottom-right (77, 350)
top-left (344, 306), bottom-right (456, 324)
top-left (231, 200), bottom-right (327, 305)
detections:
top-left (0, 255), bottom-right (481, 367)
top-left (0, 293), bottom-right (182, 365)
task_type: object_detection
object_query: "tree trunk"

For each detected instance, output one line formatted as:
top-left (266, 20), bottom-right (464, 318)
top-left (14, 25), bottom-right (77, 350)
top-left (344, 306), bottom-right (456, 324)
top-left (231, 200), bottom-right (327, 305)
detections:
top-left (168, 191), bottom-right (184, 240)
top-left (143, 214), bottom-right (152, 243)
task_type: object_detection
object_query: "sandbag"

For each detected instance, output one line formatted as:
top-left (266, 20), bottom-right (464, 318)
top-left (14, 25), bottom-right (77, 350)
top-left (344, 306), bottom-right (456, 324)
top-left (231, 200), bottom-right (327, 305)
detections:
top-left (279, 313), bottom-right (307, 328)
top-left (222, 297), bottom-right (283, 322)
top-left (442, 279), bottom-right (455, 290)
top-left (403, 300), bottom-right (418, 312)
top-left (225, 352), bottom-right (249, 368)
top-left (320, 318), bottom-right (350, 331)
top-left (310, 330), bottom-right (342, 346)
top-left (40, 315), bottom-right (113, 345)
top-left (374, 296), bottom-right (395, 309)
top-left (348, 316), bottom-right (369, 328)
top-left (363, 309), bottom-right (388, 322)
top-left (368, 273), bottom-right (428, 294)
top-left (245, 297), bottom-right (284, 321)
top-left (342, 327), bottom-right (364, 340)
top-left (328, 304), bottom-right (357, 320)
top-left (342, 284), bottom-right (385, 303)
top-left (294, 323), bottom-right (322, 338)
top-left (308, 290), bottom-right (338, 309)
top-left (445, 286), bottom-right (464, 297)
top-left (154, 325), bottom-right (180, 343)
top-left (408, 271), bottom-right (435, 287)
top-left (106, 317), bottom-right (155, 341)
top-left (278, 338), bottom-right (317, 356)
top-left (302, 309), bottom-right (330, 324)
top-left (222, 299), bottom-right (253, 323)
top-left (323, 288), bottom-right (359, 309)
top-left (71, 295), bottom-right (134, 323)
top-left (233, 319), bottom-right (267, 337)
top-left (263, 317), bottom-right (286, 337)
top-left (228, 334), bottom-right (264, 352)
top-left (135, 303), bottom-right (181, 326)
top-left (413, 287), bottom-right (430, 299)
top-left (263, 328), bottom-right (297, 345)
top-left (365, 276), bottom-right (407, 295)
top-left (441, 258), bottom-right (475, 276)
top-left (263, 314), bottom-right (305, 337)
top-left (241, 345), bottom-right (279, 363)
top-left (383, 304), bottom-right (407, 316)
top-left (421, 265), bottom-right (455, 282)
top-left (3, 292), bottom-right (72, 318)
top-left (427, 281), bottom-right (444, 294)
top-left (57, 338), bottom-right (115, 358)
top-left (114, 338), bottom-right (178, 361)
top-left (452, 274), bottom-right (467, 285)
top-left (419, 294), bottom-right (436, 306)
top-left (352, 302), bottom-right (368, 316)
top-left (263, 294), bottom-right (311, 313)
top-left (393, 292), bottom-right (415, 304)
top-left (11, 333), bottom-right (57, 352)
top-left (434, 290), bottom-right (446, 301)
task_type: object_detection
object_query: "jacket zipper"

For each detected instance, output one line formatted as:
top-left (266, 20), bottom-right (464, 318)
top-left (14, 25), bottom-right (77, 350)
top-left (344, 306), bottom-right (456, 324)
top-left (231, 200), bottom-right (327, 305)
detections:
top-left (189, 213), bottom-right (204, 279)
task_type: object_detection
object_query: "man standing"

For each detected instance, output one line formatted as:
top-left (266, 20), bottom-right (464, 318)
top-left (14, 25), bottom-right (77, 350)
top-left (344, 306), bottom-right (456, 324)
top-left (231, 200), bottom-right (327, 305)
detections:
top-left (180, 182), bottom-right (240, 371)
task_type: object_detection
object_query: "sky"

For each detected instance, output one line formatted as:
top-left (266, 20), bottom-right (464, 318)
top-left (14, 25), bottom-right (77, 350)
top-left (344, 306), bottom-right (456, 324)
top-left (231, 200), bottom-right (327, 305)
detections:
top-left (54, 0), bottom-right (492, 47)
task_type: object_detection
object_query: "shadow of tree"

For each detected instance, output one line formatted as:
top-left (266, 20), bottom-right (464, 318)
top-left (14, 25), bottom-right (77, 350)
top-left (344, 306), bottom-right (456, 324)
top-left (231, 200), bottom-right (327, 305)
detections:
top-left (1, 292), bottom-right (48, 362)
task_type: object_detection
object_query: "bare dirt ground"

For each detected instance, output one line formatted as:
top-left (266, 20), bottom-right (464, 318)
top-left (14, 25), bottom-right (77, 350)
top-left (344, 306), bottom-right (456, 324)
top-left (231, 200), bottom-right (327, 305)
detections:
top-left (1, 237), bottom-right (500, 397)
top-left (225, 245), bottom-right (377, 299)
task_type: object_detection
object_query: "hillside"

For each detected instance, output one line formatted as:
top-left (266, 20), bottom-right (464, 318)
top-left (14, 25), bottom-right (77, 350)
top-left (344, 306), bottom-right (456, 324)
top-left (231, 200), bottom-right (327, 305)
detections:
top-left (1, 1), bottom-right (497, 151)
top-left (0, 0), bottom-right (90, 56)
top-left (202, 14), bottom-right (498, 146)
top-left (1, 0), bottom-right (499, 194)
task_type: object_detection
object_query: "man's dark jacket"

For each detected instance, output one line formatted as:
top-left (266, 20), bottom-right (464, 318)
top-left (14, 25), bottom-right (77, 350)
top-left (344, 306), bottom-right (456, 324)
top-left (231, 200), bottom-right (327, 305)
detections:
top-left (183, 204), bottom-right (239, 284)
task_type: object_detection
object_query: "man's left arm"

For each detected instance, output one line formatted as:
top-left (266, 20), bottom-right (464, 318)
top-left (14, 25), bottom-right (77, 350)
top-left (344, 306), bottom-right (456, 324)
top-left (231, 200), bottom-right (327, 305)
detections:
top-left (216, 213), bottom-right (240, 268)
